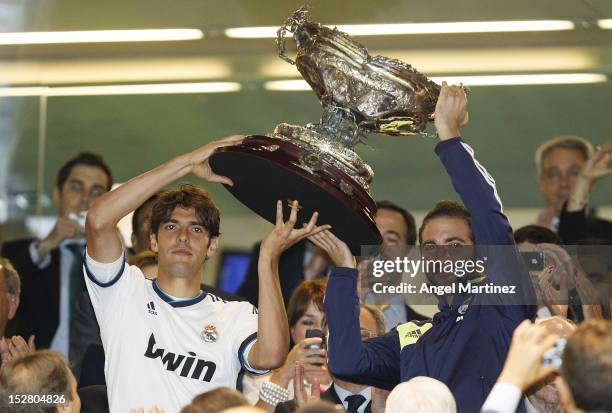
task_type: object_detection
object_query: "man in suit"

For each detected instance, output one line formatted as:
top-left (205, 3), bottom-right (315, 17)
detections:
top-left (362, 200), bottom-right (429, 328)
top-left (1, 152), bottom-right (113, 355)
top-left (275, 305), bottom-right (385, 413)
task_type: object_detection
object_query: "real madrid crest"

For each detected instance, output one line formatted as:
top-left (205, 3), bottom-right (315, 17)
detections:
top-left (201, 324), bottom-right (219, 343)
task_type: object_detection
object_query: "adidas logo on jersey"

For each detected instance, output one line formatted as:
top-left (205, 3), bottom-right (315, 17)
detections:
top-left (144, 333), bottom-right (217, 382)
top-left (147, 301), bottom-right (157, 315)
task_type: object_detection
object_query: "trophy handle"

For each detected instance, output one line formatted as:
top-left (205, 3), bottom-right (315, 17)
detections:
top-left (276, 4), bottom-right (311, 65)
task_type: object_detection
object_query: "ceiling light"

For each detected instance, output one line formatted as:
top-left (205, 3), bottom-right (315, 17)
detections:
top-left (264, 80), bottom-right (311, 91)
top-left (336, 21), bottom-right (575, 35)
top-left (0, 58), bottom-right (231, 85)
top-left (260, 48), bottom-right (595, 77)
top-left (430, 73), bottom-right (606, 86)
top-left (225, 20), bottom-right (574, 38)
top-left (597, 19), bottom-right (612, 29)
top-left (0, 82), bottom-right (241, 97)
top-left (0, 29), bottom-right (203, 45)
top-left (263, 73), bottom-right (606, 90)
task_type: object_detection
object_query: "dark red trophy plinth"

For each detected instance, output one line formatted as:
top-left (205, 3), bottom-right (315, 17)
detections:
top-left (209, 135), bottom-right (381, 255)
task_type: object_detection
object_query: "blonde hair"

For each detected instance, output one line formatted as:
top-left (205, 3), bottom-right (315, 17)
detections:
top-left (386, 377), bottom-right (456, 413)
top-left (0, 256), bottom-right (20, 296)
top-left (534, 136), bottom-right (593, 176)
top-left (0, 350), bottom-right (74, 408)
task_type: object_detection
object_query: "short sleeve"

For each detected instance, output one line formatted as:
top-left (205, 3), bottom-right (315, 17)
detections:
top-left (232, 301), bottom-right (268, 375)
top-left (84, 248), bottom-right (142, 329)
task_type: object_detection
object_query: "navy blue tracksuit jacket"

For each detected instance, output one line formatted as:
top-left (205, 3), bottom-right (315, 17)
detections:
top-left (325, 137), bottom-right (536, 413)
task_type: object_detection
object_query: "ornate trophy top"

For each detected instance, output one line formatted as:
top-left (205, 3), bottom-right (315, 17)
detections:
top-left (276, 5), bottom-right (441, 146)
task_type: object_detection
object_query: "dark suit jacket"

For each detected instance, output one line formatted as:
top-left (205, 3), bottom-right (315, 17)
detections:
top-left (275, 384), bottom-right (371, 413)
top-left (74, 281), bottom-right (245, 387)
top-left (558, 204), bottom-right (612, 244)
top-left (238, 241), bottom-right (307, 307)
top-left (1, 238), bottom-right (65, 348)
top-left (78, 385), bottom-right (109, 413)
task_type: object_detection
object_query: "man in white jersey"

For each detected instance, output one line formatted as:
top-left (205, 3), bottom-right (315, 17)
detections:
top-left (84, 135), bottom-right (330, 412)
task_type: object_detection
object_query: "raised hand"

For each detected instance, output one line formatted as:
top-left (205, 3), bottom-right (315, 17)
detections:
top-left (308, 230), bottom-right (355, 269)
top-left (581, 141), bottom-right (612, 181)
top-left (293, 362), bottom-right (321, 407)
top-left (189, 135), bottom-right (245, 185)
top-left (0, 335), bottom-right (35, 367)
top-left (497, 320), bottom-right (559, 392)
top-left (434, 81), bottom-right (469, 141)
top-left (568, 141), bottom-right (612, 211)
top-left (261, 200), bottom-right (331, 259)
top-left (270, 337), bottom-right (327, 388)
top-left (538, 266), bottom-right (569, 317)
top-left (37, 213), bottom-right (82, 259)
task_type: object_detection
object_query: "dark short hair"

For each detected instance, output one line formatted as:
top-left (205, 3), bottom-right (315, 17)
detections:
top-left (0, 350), bottom-right (74, 407)
top-left (132, 194), bottom-right (159, 236)
top-left (418, 200), bottom-right (472, 244)
top-left (150, 184), bottom-right (220, 238)
top-left (562, 319), bottom-right (612, 411)
top-left (513, 225), bottom-right (562, 245)
top-left (56, 152), bottom-right (113, 191)
top-left (128, 251), bottom-right (158, 270)
top-left (180, 387), bottom-right (248, 413)
top-left (376, 200), bottom-right (417, 245)
top-left (286, 278), bottom-right (327, 344)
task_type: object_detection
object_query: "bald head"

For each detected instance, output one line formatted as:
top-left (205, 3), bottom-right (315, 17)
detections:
top-left (386, 376), bottom-right (456, 413)
top-left (536, 316), bottom-right (576, 338)
top-left (0, 257), bottom-right (20, 337)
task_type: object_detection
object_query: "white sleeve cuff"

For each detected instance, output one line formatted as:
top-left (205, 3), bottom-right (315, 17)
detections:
top-left (85, 249), bottom-right (125, 284)
top-left (480, 382), bottom-right (522, 413)
top-left (29, 240), bottom-right (51, 269)
top-left (241, 338), bottom-right (270, 375)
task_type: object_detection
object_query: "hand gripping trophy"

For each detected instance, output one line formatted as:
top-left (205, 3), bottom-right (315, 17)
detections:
top-left (210, 6), bottom-right (441, 254)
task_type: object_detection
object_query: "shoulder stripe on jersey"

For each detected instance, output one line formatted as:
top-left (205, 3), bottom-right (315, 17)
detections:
top-left (460, 141), bottom-right (504, 213)
top-left (83, 251), bottom-right (126, 288)
top-left (205, 293), bottom-right (228, 304)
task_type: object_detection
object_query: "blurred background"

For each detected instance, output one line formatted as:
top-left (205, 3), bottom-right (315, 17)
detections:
top-left (0, 0), bottom-right (611, 284)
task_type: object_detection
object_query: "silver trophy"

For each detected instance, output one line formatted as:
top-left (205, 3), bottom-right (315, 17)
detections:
top-left (211, 6), bottom-right (441, 253)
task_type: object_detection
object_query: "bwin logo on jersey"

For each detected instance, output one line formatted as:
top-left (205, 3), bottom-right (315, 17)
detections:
top-left (144, 333), bottom-right (217, 382)
top-left (147, 301), bottom-right (157, 315)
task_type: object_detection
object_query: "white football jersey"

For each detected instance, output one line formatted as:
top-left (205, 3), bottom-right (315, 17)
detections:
top-left (83, 251), bottom-right (263, 412)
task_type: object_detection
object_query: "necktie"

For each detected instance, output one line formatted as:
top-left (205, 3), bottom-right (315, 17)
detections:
top-left (345, 394), bottom-right (366, 413)
top-left (66, 243), bottom-right (86, 322)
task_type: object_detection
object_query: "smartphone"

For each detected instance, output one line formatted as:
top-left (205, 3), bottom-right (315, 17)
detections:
top-left (305, 329), bottom-right (325, 367)
top-left (68, 211), bottom-right (88, 229)
top-left (305, 329), bottom-right (325, 349)
top-left (521, 251), bottom-right (545, 272)
top-left (542, 338), bottom-right (567, 369)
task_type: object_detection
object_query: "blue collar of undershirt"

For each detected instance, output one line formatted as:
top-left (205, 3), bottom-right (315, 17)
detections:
top-left (152, 279), bottom-right (205, 307)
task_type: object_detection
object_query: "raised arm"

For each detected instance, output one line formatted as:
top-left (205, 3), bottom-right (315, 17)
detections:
top-left (559, 141), bottom-right (612, 244)
top-left (85, 135), bottom-right (244, 263)
top-left (309, 230), bottom-right (402, 390)
top-left (434, 84), bottom-right (535, 312)
top-left (248, 201), bottom-right (330, 369)
top-left (434, 83), bottom-right (512, 246)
